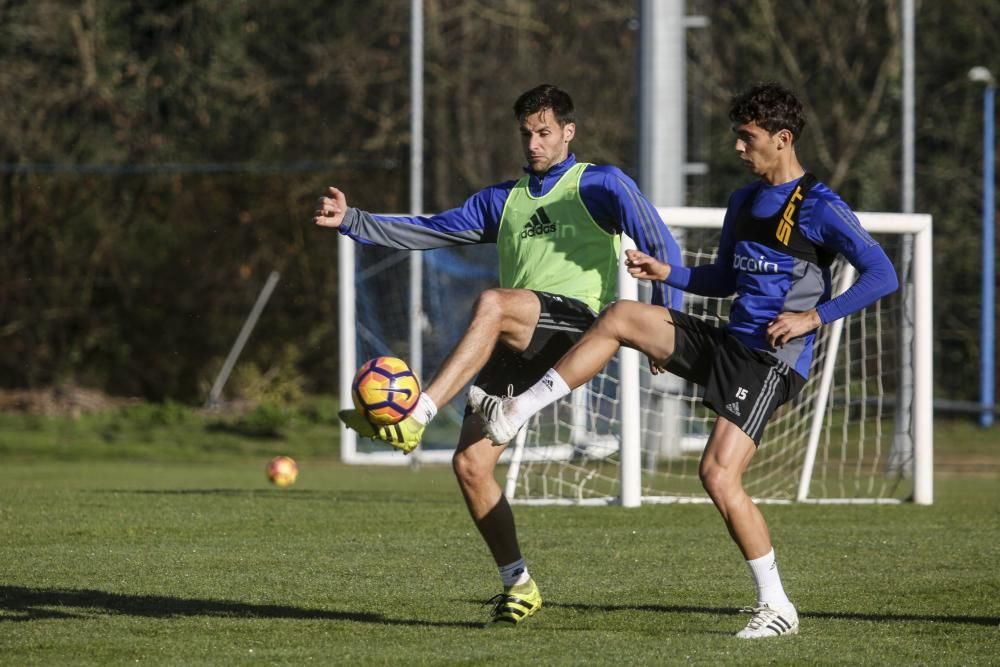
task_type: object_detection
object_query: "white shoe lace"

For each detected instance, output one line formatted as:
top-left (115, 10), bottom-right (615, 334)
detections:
top-left (737, 604), bottom-right (797, 637)
top-left (469, 386), bottom-right (520, 444)
top-left (741, 605), bottom-right (777, 630)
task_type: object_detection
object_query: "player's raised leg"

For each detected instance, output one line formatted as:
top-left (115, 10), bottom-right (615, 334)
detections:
top-left (342, 288), bottom-right (542, 452)
top-left (470, 300), bottom-right (677, 444)
top-left (699, 419), bottom-right (798, 638)
top-left (424, 288), bottom-right (541, 411)
top-left (452, 414), bottom-right (541, 625)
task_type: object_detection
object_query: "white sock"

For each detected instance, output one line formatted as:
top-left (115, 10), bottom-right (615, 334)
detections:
top-left (498, 558), bottom-right (531, 588)
top-left (746, 548), bottom-right (792, 609)
top-left (411, 393), bottom-right (438, 425)
top-left (507, 369), bottom-right (571, 426)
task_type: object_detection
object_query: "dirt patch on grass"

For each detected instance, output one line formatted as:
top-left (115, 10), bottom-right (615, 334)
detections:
top-left (935, 456), bottom-right (1000, 478)
top-left (0, 386), bottom-right (141, 417)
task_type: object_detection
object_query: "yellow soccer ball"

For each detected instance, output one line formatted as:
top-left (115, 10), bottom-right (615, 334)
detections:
top-left (351, 356), bottom-right (421, 425)
top-left (266, 455), bottom-right (298, 487)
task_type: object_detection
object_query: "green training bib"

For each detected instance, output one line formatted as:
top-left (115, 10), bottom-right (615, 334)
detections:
top-left (497, 162), bottom-right (620, 312)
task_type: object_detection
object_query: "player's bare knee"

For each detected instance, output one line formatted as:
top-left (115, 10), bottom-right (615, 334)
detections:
top-left (471, 289), bottom-right (506, 323)
top-left (452, 447), bottom-right (493, 487)
top-left (698, 464), bottom-right (716, 495)
top-left (594, 301), bottom-right (631, 339)
top-left (699, 462), bottom-right (736, 502)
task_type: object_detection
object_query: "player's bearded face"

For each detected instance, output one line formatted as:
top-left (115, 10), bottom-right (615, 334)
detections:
top-left (520, 109), bottom-right (575, 174)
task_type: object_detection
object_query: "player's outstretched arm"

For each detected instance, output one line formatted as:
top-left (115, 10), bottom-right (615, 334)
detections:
top-left (313, 186), bottom-right (348, 228)
top-left (624, 248), bottom-right (670, 282)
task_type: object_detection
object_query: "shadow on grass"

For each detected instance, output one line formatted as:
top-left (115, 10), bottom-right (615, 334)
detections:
top-left (543, 601), bottom-right (1000, 627)
top-left (0, 586), bottom-right (480, 628)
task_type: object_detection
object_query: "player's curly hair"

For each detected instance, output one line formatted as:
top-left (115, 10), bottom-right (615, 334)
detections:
top-left (513, 84), bottom-right (576, 126)
top-left (729, 82), bottom-right (805, 143)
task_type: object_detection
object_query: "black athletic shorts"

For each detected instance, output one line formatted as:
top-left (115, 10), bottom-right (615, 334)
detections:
top-left (664, 309), bottom-right (806, 445)
top-left (465, 291), bottom-right (596, 416)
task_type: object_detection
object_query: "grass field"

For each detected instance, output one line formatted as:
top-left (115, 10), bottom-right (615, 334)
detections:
top-left (1, 407), bottom-right (998, 665)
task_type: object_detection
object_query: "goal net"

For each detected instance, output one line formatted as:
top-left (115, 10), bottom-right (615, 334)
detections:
top-left (338, 208), bottom-right (933, 505)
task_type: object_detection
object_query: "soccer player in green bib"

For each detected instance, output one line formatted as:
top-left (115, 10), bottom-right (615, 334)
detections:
top-left (314, 84), bottom-right (681, 625)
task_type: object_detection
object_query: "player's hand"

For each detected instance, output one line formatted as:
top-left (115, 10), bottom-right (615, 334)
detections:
top-left (314, 187), bottom-right (348, 228)
top-left (647, 355), bottom-right (667, 375)
top-left (624, 248), bottom-right (671, 282)
top-left (767, 309), bottom-right (822, 348)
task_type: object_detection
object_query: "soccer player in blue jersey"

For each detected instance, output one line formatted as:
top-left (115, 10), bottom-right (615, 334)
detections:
top-left (314, 84), bottom-right (682, 624)
top-left (470, 82), bottom-right (898, 637)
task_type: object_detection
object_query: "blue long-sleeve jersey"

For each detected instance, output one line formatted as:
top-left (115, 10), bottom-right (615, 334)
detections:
top-left (339, 154), bottom-right (683, 308)
top-left (664, 175), bottom-right (898, 377)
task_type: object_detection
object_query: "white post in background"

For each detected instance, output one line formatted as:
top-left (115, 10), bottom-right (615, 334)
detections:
top-left (408, 0), bottom-right (424, 383)
top-left (569, 386), bottom-right (589, 444)
top-left (912, 222), bottom-right (934, 505)
top-left (503, 428), bottom-right (530, 500)
top-left (339, 235), bottom-right (358, 463)
top-left (797, 266), bottom-right (856, 501)
top-left (618, 237), bottom-right (641, 508)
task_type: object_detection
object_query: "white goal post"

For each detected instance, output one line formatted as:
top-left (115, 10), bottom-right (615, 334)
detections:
top-left (339, 207), bottom-right (933, 506)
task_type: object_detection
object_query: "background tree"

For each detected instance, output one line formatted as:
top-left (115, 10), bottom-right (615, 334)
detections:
top-left (0, 0), bottom-right (997, 407)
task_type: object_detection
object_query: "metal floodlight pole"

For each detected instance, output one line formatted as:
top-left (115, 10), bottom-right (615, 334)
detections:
top-left (409, 0), bottom-right (425, 383)
top-left (901, 0), bottom-right (915, 215)
top-left (633, 0), bottom-right (686, 508)
top-left (889, 0), bottom-right (916, 476)
top-left (969, 66), bottom-right (996, 427)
